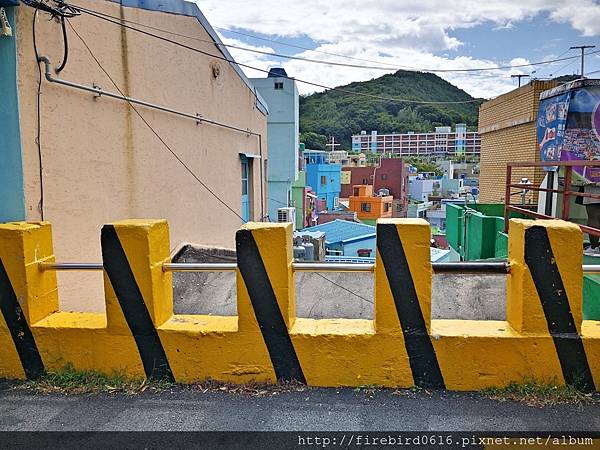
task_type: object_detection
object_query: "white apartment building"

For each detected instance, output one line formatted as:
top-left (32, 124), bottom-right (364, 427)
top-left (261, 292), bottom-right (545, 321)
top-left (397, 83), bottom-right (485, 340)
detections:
top-left (351, 124), bottom-right (480, 156)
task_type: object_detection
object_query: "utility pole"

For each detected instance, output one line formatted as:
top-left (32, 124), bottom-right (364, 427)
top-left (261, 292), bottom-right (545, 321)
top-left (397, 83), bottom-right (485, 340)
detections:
top-left (570, 45), bottom-right (596, 77)
top-left (511, 74), bottom-right (529, 87)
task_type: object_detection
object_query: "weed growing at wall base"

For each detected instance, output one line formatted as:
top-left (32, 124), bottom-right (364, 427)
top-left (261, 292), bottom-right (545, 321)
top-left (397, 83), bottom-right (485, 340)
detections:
top-left (482, 378), bottom-right (598, 407)
top-left (16, 364), bottom-right (174, 395)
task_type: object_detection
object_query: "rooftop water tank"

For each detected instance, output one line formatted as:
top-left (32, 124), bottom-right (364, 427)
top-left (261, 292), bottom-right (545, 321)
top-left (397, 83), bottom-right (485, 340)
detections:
top-left (303, 242), bottom-right (315, 261)
top-left (293, 246), bottom-right (305, 260)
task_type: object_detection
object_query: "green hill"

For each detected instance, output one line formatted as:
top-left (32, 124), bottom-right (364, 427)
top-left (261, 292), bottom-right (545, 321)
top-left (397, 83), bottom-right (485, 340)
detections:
top-left (299, 70), bottom-right (482, 150)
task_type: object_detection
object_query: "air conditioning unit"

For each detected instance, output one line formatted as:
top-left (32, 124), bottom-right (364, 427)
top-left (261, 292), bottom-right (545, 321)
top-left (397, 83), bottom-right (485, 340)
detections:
top-left (277, 207), bottom-right (296, 230)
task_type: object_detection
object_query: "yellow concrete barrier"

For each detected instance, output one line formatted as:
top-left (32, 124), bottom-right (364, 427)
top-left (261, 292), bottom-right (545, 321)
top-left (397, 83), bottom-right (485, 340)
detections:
top-left (0, 218), bottom-right (597, 391)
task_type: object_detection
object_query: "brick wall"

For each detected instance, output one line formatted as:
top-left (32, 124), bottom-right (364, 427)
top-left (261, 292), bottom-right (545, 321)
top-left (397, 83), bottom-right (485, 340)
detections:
top-left (478, 81), bottom-right (557, 203)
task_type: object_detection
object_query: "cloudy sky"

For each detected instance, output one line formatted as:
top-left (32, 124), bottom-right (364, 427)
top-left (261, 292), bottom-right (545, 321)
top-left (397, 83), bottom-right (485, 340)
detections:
top-left (196, 0), bottom-right (600, 99)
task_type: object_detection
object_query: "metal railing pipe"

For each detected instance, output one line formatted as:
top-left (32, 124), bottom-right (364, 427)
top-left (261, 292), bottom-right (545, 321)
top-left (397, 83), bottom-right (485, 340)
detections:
top-left (39, 261), bottom-right (514, 273)
top-left (162, 263), bottom-right (237, 272)
top-left (432, 262), bottom-right (509, 273)
top-left (38, 262), bottom-right (103, 271)
top-left (292, 262), bottom-right (374, 272)
top-left (36, 56), bottom-right (259, 137)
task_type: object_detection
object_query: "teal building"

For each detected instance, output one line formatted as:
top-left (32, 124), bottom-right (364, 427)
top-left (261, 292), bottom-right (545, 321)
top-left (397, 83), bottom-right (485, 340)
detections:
top-left (251, 68), bottom-right (299, 222)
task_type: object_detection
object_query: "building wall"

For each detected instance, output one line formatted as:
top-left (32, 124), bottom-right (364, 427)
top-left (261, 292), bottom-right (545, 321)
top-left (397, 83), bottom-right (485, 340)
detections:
top-left (290, 170), bottom-right (306, 229)
top-left (315, 210), bottom-right (357, 225)
top-left (252, 76), bottom-right (299, 220)
top-left (13, 1), bottom-right (268, 311)
top-left (478, 80), bottom-right (556, 203)
top-left (342, 238), bottom-right (376, 258)
top-left (351, 127), bottom-right (481, 156)
top-left (0, 6), bottom-right (26, 222)
top-left (409, 179), bottom-right (440, 202)
top-left (267, 181), bottom-right (290, 220)
top-left (305, 163), bottom-right (341, 210)
top-left (340, 158), bottom-right (408, 202)
top-left (348, 185), bottom-right (393, 221)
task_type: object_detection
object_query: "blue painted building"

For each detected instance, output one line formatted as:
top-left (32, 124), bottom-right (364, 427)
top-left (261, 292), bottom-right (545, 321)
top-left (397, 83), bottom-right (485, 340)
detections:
top-left (251, 68), bottom-right (299, 222)
top-left (0, 3), bottom-right (26, 221)
top-left (303, 150), bottom-right (341, 211)
top-left (303, 219), bottom-right (376, 257)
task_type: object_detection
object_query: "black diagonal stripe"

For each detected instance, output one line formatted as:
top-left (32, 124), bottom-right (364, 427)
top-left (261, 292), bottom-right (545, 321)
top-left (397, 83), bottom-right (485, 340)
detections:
top-left (0, 259), bottom-right (44, 379)
top-left (236, 229), bottom-right (305, 383)
top-left (524, 226), bottom-right (594, 391)
top-left (377, 223), bottom-right (445, 389)
top-left (101, 225), bottom-right (174, 382)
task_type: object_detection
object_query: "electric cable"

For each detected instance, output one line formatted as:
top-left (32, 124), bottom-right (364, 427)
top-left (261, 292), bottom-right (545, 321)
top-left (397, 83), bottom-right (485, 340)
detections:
top-left (66, 19), bottom-right (247, 223)
top-left (32, 3), bottom-right (405, 304)
top-left (59, 2), bottom-right (485, 104)
top-left (65, 1), bottom-right (600, 75)
top-left (313, 272), bottom-right (374, 305)
top-left (216, 26), bottom-right (405, 69)
top-left (55, 16), bottom-right (68, 73)
top-left (531, 48), bottom-right (573, 79)
top-left (32, 6), bottom-right (44, 220)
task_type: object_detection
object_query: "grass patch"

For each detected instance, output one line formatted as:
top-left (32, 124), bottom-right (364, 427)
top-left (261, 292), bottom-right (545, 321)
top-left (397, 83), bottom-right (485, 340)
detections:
top-left (17, 365), bottom-right (174, 395)
top-left (482, 380), bottom-right (597, 407)
top-left (197, 378), bottom-right (308, 397)
top-left (392, 385), bottom-right (435, 398)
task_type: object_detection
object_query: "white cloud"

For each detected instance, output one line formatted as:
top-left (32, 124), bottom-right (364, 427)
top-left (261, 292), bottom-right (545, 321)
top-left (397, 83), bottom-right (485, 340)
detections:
top-left (550, 1), bottom-right (600, 36)
top-left (198, 0), bottom-right (600, 98)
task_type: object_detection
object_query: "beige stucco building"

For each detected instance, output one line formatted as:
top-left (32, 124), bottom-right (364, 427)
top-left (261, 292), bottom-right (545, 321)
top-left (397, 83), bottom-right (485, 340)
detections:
top-left (478, 80), bottom-right (557, 203)
top-left (0, 0), bottom-right (268, 311)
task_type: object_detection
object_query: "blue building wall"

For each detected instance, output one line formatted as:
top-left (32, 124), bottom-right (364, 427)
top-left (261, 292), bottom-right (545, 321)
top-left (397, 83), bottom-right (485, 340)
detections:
top-left (304, 151), bottom-right (341, 210)
top-left (314, 236), bottom-right (374, 257)
top-left (343, 237), bottom-right (376, 257)
top-left (251, 75), bottom-right (299, 221)
top-left (0, 6), bottom-right (26, 222)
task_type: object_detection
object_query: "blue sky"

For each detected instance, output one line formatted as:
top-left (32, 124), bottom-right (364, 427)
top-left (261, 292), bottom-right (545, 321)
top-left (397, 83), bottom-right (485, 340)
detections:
top-left (197, 0), bottom-right (600, 98)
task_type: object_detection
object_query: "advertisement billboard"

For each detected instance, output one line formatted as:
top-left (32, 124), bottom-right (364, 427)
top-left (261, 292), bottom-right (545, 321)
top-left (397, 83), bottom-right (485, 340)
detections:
top-left (537, 81), bottom-right (600, 182)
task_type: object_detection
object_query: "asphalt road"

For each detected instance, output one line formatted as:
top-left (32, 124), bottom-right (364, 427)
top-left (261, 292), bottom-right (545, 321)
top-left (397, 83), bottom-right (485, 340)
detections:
top-left (0, 382), bottom-right (598, 433)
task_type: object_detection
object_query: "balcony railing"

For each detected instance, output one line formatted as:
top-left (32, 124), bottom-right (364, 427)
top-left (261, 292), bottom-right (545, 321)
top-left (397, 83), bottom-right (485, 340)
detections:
top-left (504, 160), bottom-right (600, 236)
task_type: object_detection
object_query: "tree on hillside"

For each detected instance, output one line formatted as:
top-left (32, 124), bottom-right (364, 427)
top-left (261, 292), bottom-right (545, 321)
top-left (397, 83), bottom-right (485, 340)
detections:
top-left (299, 132), bottom-right (328, 150)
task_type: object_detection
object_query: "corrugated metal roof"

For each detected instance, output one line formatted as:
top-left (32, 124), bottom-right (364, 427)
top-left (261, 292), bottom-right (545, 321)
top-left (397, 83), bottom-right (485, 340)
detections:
top-left (304, 220), bottom-right (375, 245)
top-left (112, 0), bottom-right (269, 115)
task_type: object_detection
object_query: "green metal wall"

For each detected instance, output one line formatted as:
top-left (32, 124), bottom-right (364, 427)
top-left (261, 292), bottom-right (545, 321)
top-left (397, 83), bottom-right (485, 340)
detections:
top-left (446, 203), bottom-right (526, 260)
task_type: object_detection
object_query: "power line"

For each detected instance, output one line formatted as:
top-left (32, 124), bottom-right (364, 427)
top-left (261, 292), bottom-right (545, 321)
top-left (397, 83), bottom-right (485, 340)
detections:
top-left (32, 6), bottom-right (44, 220)
top-left (65, 5), bottom-right (402, 72)
top-left (65, 19), bottom-right (247, 223)
top-left (55, 6), bottom-right (377, 305)
top-left (61, 3), bottom-right (484, 105)
top-left (216, 26), bottom-right (403, 69)
top-left (313, 273), bottom-right (374, 305)
top-left (532, 48), bottom-right (573, 79)
top-left (65, 2), bottom-right (600, 76)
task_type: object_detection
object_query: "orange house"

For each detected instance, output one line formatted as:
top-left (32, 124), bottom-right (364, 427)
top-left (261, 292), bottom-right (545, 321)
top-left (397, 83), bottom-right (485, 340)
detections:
top-left (348, 185), bottom-right (393, 222)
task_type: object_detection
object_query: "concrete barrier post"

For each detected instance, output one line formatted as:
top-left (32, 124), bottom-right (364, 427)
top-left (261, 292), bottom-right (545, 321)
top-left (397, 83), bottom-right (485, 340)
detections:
top-left (0, 222), bottom-right (57, 378)
top-left (507, 219), bottom-right (583, 333)
top-left (375, 218), bottom-right (444, 388)
top-left (101, 219), bottom-right (174, 381)
top-left (236, 222), bottom-right (304, 382)
top-left (507, 218), bottom-right (593, 389)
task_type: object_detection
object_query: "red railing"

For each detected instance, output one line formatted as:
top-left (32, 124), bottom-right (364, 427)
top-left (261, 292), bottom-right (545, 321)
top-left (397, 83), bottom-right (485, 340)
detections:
top-left (504, 160), bottom-right (600, 236)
